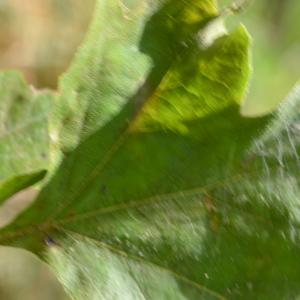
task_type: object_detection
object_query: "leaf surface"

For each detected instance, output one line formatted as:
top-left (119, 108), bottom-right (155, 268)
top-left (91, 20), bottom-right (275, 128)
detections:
top-left (0, 21), bottom-right (262, 299)
top-left (0, 170), bottom-right (46, 205)
top-left (1, 1), bottom-right (300, 299)
top-left (54, 0), bottom-right (218, 153)
top-left (45, 84), bottom-right (300, 300)
top-left (0, 72), bottom-right (52, 203)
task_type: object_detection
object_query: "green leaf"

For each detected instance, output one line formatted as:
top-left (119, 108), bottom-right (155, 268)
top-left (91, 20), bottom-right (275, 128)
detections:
top-left (48, 237), bottom-right (225, 300)
top-left (0, 170), bottom-right (46, 205)
top-left (54, 0), bottom-right (218, 153)
top-left (0, 72), bottom-right (52, 202)
top-left (46, 83), bottom-right (300, 300)
top-left (1, 1), bottom-right (299, 299)
top-left (0, 19), bottom-right (265, 298)
top-left (53, 0), bottom-right (152, 153)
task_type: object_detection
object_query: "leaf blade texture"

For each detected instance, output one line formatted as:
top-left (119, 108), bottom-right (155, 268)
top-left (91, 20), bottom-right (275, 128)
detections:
top-left (54, 0), bottom-right (218, 152)
top-left (0, 72), bottom-right (52, 203)
top-left (1, 1), bottom-right (300, 299)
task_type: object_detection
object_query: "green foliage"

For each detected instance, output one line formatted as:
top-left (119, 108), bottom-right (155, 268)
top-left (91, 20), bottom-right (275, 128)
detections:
top-left (0, 0), bottom-right (300, 299)
top-left (0, 170), bottom-right (46, 205)
top-left (53, 0), bottom-right (218, 153)
top-left (53, 0), bottom-right (152, 153)
top-left (0, 72), bottom-right (53, 203)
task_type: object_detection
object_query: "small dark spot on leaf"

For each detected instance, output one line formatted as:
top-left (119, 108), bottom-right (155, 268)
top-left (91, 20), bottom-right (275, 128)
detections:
top-left (36, 202), bottom-right (45, 209)
top-left (62, 116), bottom-right (72, 126)
top-left (44, 235), bottom-right (59, 247)
top-left (210, 215), bottom-right (220, 233)
top-left (76, 85), bottom-right (86, 94)
top-left (15, 95), bottom-right (25, 102)
top-left (66, 210), bottom-right (76, 218)
top-left (204, 195), bottom-right (217, 213)
top-left (100, 184), bottom-right (108, 194)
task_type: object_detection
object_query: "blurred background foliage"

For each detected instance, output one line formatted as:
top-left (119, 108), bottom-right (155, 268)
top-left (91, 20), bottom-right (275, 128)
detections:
top-left (0, 0), bottom-right (299, 299)
top-left (220, 0), bottom-right (300, 115)
top-left (0, 0), bottom-right (94, 88)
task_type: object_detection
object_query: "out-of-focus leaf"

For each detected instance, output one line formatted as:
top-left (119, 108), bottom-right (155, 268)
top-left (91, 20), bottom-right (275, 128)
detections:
top-left (0, 72), bottom-right (52, 203)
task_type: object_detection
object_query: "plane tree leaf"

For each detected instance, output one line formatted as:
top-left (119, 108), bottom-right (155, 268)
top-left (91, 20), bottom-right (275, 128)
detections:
top-left (0, 72), bottom-right (53, 204)
top-left (54, 0), bottom-right (218, 153)
top-left (45, 85), bottom-right (300, 300)
top-left (53, 0), bottom-right (150, 153)
top-left (1, 1), bottom-right (299, 300)
top-left (0, 20), bottom-right (267, 299)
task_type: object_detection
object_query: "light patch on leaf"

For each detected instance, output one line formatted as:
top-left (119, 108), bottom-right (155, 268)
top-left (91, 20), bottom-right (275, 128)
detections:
top-left (48, 236), bottom-right (223, 300)
top-left (198, 17), bottom-right (228, 49)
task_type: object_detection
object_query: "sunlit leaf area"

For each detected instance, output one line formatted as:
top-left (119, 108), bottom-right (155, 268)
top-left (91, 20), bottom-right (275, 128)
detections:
top-left (0, 0), bottom-right (299, 299)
